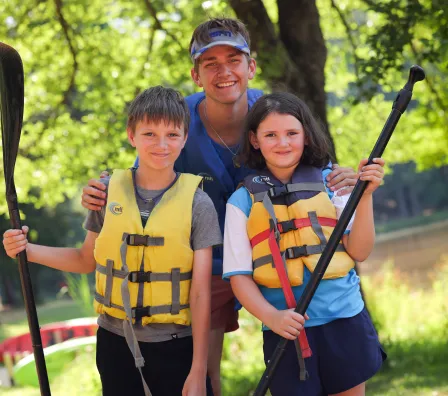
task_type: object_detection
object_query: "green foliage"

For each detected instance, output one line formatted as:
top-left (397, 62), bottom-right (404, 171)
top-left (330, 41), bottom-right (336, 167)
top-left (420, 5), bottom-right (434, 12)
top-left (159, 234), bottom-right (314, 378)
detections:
top-left (363, 259), bottom-right (448, 343)
top-left (319, 0), bottom-right (447, 168)
top-left (50, 348), bottom-right (101, 395)
top-left (221, 311), bottom-right (265, 395)
top-left (0, 344), bottom-right (101, 396)
top-left (63, 273), bottom-right (96, 317)
top-left (0, 1), bottom-right (445, 213)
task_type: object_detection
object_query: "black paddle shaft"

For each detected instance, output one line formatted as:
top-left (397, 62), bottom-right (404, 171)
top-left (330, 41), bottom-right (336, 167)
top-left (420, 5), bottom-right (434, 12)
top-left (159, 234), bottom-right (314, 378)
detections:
top-left (254, 65), bottom-right (425, 396)
top-left (0, 42), bottom-right (51, 395)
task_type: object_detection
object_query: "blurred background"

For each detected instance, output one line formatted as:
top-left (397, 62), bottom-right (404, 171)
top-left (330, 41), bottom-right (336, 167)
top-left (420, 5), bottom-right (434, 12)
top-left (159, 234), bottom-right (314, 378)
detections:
top-left (0, 0), bottom-right (447, 395)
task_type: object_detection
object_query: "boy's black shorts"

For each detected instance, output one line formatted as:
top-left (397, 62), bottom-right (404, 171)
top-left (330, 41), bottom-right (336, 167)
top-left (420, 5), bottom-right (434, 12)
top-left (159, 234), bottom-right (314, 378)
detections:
top-left (96, 327), bottom-right (213, 396)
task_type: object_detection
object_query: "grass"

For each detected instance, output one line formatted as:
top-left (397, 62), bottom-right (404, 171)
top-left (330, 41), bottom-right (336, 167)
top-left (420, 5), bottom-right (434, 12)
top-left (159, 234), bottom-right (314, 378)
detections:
top-left (1, 260), bottom-right (448, 395)
top-left (368, 358), bottom-right (448, 395)
top-left (362, 261), bottom-right (448, 395)
top-left (0, 299), bottom-right (86, 343)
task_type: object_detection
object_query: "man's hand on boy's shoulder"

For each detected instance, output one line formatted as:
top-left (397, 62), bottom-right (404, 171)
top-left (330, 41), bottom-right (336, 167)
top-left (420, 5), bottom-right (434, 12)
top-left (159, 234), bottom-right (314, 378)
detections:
top-left (81, 171), bottom-right (109, 211)
top-left (326, 164), bottom-right (359, 196)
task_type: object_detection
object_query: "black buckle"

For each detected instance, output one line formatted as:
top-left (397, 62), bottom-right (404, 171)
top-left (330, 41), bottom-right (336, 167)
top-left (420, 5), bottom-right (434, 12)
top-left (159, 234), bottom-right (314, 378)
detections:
top-left (132, 306), bottom-right (151, 319)
top-left (129, 271), bottom-right (152, 283)
top-left (127, 234), bottom-right (148, 246)
top-left (286, 245), bottom-right (308, 259)
top-left (279, 220), bottom-right (297, 233)
top-left (268, 185), bottom-right (288, 198)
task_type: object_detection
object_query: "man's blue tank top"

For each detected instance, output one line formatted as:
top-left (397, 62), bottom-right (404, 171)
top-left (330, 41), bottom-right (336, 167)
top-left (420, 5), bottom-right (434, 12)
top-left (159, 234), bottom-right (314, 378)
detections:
top-left (176, 89), bottom-right (263, 274)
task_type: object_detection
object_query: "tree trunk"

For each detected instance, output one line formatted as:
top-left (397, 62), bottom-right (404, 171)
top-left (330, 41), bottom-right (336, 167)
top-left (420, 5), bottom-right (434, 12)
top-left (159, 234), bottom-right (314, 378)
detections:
top-left (228, 0), bottom-right (336, 160)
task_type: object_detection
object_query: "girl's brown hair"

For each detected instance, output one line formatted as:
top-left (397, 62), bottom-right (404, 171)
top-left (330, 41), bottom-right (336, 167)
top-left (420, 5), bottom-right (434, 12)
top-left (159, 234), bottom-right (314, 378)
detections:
top-left (238, 92), bottom-right (331, 170)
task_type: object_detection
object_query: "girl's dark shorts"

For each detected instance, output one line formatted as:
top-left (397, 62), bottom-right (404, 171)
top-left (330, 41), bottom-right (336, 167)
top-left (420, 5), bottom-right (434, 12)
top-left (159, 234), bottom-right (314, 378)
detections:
top-left (263, 307), bottom-right (387, 396)
top-left (96, 327), bottom-right (213, 396)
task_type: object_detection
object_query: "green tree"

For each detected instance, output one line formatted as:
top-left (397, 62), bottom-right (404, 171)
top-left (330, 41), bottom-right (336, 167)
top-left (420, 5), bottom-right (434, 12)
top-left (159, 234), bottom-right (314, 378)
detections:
top-left (0, 0), bottom-right (446, 213)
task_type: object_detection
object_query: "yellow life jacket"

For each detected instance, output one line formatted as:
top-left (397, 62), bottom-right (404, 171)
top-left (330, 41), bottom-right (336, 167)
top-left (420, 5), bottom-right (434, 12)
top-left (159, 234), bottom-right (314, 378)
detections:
top-left (243, 165), bottom-right (355, 289)
top-left (93, 169), bottom-right (202, 326)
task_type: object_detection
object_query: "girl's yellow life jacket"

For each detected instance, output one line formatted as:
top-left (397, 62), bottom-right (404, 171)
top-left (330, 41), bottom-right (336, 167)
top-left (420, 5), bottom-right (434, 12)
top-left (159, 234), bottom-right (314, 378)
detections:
top-left (93, 169), bottom-right (202, 326)
top-left (242, 165), bottom-right (355, 288)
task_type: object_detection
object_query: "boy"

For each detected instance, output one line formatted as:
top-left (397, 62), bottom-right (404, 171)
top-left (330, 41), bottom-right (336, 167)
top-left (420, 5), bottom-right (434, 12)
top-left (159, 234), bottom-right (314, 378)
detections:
top-left (3, 86), bottom-right (220, 396)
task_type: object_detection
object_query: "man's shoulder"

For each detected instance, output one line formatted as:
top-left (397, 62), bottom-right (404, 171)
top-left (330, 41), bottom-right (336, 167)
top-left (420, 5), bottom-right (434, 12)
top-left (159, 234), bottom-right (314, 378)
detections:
top-left (247, 88), bottom-right (264, 107)
top-left (185, 92), bottom-right (205, 109)
top-left (185, 93), bottom-right (205, 138)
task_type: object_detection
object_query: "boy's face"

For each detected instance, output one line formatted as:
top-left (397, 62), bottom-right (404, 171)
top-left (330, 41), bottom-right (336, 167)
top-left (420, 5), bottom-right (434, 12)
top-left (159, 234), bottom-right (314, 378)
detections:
top-left (127, 118), bottom-right (187, 171)
top-left (191, 45), bottom-right (256, 105)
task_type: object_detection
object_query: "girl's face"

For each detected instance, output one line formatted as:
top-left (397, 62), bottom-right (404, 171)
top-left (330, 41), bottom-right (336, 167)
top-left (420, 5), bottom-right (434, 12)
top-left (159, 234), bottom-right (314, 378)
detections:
top-left (250, 112), bottom-right (307, 173)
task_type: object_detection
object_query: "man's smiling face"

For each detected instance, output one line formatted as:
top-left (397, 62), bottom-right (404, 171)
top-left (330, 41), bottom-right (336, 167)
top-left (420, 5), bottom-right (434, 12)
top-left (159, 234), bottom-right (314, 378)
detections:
top-left (191, 45), bottom-right (256, 105)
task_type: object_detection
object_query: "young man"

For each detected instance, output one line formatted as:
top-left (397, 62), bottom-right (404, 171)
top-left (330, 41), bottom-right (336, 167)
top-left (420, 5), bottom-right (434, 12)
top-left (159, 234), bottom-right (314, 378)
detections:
top-left (4, 87), bottom-right (219, 396)
top-left (81, 18), bottom-right (358, 396)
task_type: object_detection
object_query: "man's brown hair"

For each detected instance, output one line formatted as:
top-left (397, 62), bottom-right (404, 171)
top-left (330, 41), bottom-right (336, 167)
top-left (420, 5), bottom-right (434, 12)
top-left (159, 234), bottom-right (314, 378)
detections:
top-left (189, 18), bottom-right (251, 71)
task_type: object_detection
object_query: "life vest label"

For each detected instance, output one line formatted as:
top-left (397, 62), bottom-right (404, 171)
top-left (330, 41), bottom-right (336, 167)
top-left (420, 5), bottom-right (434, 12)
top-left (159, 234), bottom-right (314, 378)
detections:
top-left (198, 172), bottom-right (214, 182)
top-left (109, 202), bottom-right (123, 215)
top-left (252, 175), bottom-right (271, 184)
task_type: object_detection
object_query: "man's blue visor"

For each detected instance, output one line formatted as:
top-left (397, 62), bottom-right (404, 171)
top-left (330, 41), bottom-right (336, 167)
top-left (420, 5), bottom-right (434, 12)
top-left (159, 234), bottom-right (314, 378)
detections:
top-left (190, 28), bottom-right (250, 62)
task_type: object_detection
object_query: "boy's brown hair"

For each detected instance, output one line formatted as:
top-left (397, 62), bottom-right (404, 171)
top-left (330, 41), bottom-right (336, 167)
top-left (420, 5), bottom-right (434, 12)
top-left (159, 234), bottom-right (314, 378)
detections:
top-left (127, 86), bottom-right (190, 135)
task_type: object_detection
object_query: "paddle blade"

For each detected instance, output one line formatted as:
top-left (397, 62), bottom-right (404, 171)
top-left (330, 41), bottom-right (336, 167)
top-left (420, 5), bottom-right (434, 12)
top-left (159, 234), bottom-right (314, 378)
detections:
top-left (0, 42), bottom-right (24, 199)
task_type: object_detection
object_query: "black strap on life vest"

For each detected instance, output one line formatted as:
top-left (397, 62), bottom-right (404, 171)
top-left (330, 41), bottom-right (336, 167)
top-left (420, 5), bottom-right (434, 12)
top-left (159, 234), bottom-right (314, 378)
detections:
top-left (126, 234), bottom-right (164, 246)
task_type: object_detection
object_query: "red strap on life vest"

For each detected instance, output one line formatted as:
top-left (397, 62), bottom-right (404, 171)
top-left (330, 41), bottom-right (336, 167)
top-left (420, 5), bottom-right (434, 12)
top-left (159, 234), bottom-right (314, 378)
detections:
top-left (268, 230), bottom-right (312, 358)
top-left (250, 217), bottom-right (337, 248)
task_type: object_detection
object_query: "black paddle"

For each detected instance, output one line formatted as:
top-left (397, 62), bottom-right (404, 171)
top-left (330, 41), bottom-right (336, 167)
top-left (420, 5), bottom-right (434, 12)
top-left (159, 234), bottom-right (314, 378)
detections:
top-left (0, 42), bottom-right (51, 395)
top-left (254, 65), bottom-right (425, 396)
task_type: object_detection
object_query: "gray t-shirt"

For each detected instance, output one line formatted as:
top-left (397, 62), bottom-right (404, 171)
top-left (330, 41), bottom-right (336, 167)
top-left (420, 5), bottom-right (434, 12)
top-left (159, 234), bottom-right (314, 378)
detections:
top-left (84, 174), bottom-right (222, 342)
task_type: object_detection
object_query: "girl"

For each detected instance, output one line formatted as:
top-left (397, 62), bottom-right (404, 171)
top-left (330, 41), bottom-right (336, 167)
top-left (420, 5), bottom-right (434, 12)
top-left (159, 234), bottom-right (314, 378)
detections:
top-left (223, 92), bottom-right (386, 396)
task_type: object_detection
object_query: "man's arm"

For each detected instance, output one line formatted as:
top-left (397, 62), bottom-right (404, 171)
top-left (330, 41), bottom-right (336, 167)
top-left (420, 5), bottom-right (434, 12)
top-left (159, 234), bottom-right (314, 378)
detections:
top-left (342, 158), bottom-right (385, 261)
top-left (326, 164), bottom-right (359, 196)
top-left (81, 171), bottom-right (110, 211)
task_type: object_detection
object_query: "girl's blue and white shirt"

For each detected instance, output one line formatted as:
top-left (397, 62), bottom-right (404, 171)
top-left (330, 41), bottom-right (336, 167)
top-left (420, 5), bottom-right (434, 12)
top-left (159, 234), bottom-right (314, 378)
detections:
top-left (223, 169), bottom-right (365, 328)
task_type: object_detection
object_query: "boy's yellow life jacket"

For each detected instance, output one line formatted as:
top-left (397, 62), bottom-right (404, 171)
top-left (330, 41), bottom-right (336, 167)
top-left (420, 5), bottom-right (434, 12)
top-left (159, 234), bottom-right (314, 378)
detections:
top-left (93, 169), bottom-right (202, 326)
top-left (243, 165), bottom-right (355, 288)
